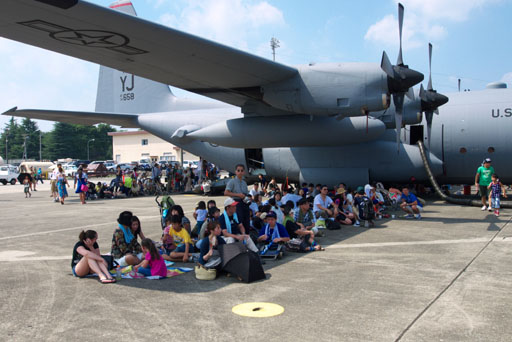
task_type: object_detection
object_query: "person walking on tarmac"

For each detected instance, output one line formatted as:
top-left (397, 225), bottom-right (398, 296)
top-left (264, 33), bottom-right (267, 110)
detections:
top-left (475, 158), bottom-right (495, 211)
top-left (224, 164), bottom-right (251, 232)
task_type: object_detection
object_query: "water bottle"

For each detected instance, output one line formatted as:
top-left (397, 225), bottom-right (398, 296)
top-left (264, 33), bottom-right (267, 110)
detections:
top-left (116, 265), bottom-right (122, 279)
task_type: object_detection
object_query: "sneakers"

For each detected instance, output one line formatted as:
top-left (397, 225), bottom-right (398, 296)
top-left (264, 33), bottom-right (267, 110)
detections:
top-left (415, 214), bottom-right (421, 220)
top-left (481, 205), bottom-right (487, 211)
top-left (404, 214), bottom-right (414, 219)
top-left (353, 221), bottom-right (360, 227)
top-left (495, 210), bottom-right (500, 217)
top-left (488, 207), bottom-right (493, 212)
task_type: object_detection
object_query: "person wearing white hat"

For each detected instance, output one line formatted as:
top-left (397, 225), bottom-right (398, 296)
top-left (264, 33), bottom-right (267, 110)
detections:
top-left (219, 198), bottom-right (258, 252)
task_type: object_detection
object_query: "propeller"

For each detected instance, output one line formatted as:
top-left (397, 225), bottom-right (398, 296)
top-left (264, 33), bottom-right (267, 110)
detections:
top-left (419, 43), bottom-right (449, 149)
top-left (380, 3), bottom-right (424, 152)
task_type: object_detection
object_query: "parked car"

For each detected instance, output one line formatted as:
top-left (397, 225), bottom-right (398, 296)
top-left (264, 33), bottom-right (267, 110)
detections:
top-left (71, 160), bottom-right (91, 168)
top-left (138, 163), bottom-right (152, 171)
top-left (115, 163), bottom-right (134, 172)
top-left (63, 165), bottom-right (78, 177)
top-left (0, 164), bottom-right (19, 185)
top-left (104, 162), bottom-right (116, 172)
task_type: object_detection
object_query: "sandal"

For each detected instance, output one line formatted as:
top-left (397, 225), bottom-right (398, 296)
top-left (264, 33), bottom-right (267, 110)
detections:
top-left (99, 278), bottom-right (115, 284)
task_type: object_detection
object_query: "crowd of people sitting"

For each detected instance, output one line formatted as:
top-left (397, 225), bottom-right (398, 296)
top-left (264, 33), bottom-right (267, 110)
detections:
top-left (72, 165), bottom-right (425, 281)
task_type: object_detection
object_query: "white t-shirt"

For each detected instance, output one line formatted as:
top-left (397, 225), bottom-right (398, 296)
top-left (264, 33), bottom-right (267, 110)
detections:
top-left (313, 194), bottom-right (333, 213)
top-left (195, 209), bottom-right (207, 222)
top-left (249, 188), bottom-right (259, 197)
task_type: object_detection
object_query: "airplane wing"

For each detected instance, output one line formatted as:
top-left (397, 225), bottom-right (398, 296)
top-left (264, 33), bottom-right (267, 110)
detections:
top-left (2, 107), bottom-right (139, 127)
top-left (0, 0), bottom-right (298, 107)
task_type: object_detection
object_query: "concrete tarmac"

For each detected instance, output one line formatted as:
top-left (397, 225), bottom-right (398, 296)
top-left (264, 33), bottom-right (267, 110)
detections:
top-left (0, 180), bottom-right (511, 341)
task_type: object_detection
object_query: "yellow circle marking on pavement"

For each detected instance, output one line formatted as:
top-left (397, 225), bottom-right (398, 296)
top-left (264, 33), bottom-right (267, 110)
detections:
top-left (232, 302), bottom-right (284, 318)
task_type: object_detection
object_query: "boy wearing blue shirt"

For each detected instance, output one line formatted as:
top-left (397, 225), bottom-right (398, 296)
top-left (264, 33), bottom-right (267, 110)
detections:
top-left (400, 187), bottom-right (423, 219)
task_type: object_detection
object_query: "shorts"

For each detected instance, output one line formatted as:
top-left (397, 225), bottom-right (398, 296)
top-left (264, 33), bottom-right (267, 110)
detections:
top-left (479, 185), bottom-right (489, 198)
top-left (405, 205), bottom-right (423, 212)
top-left (175, 243), bottom-right (195, 253)
top-left (51, 180), bottom-right (57, 193)
top-left (491, 197), bottom-right (501, 209)
top-left (115, 252), bottom-right (144, 267)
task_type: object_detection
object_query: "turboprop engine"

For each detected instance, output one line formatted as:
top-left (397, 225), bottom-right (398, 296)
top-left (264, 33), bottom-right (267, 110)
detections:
top-left (186, 115), bottom-right (385, 148)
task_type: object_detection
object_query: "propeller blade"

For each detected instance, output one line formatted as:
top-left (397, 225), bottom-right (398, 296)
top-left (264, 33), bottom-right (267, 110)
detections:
top-left (405, 87), bottom-right (415, 100)
top-left (397, 3), bottom-right (404, 66)
top-left (425, 110), bottom-right (434, 150)
top-left (381, 51), bottom-right (394, 78)
top-left (393, 93), bottom-right (405, 153)
top-left (427, 43), bottom-right (433, 91)
top-left (419, 84), bottom-right (427, 102)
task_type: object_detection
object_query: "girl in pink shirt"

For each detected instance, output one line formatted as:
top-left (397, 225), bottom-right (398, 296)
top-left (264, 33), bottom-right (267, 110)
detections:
top-left (134, 239), bottom-right (167, 278)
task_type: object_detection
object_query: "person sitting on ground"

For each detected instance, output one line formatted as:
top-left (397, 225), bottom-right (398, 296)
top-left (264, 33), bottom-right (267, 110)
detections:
top-left (198, 207), bottom-right (221, 241)
top-left (198, 220), bottom-right (226, 269)
top-left (207, 199), bottom-right (217, 209)
top-left (267, 198), bottom-right (284, 224)
top-left (72, 230), bottom-right (115, 283)
top-left (247, 194), bottom-right (259, 218)
top-left (169, 204), bottom-right (191, 233)
top-left (249, 182), bottom-right (261, 197)
top-left (294, 198), bottom-right (320, 235)
top-left (400, 187), bottom-right (423, 219)
top-left (131, 216), bottom-right (146, 241)
top-left (134, 238), bottom-right (167, 278)
top-left (161, 216), bottom-right (175, 255)
top-left (257, 211), bottom-right (290, 246)
top-left (283, 205), bottom-right (322, 251)
top-left (354, 187), bottom-right (375, 227)
top-left (163, 215), bottom-right (194, 262)
top-left (333, 198), bottom-right (354, 225)
top-left (267, 178), bottom-right (278, 196)
top-left (192, 201), bottom-right (208, 238)
top-left (131, 176), bottom-right (142, 196)
top-left (282, 187), bottom-right (302, 208)
top-left (313, 185), bottom-right (334, 217)
top-left (220, 198), bottom-right (259, 253)
top-left (111, 211), bottom-right (144, 266)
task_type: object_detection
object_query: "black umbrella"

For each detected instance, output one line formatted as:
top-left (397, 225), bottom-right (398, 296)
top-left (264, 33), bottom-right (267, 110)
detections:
top-left (17, 173), bottom-right (32, 184)
top-left (219, 242), bottom-right (266, 283)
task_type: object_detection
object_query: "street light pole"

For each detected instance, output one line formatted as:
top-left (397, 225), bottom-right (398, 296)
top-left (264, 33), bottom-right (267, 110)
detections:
top-left (87, 138), bottom-right (95, 160)
top-left (4, 128), bottom-right (8, 164)
top-left (39, 131), bottom-right (42, 161)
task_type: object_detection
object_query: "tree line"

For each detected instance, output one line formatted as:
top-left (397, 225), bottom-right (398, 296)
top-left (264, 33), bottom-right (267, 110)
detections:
top-left (0, 117), bottom-right (117, 162)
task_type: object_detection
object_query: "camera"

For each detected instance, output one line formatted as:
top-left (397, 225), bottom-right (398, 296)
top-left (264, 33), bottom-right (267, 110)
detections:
top-left (242, 196), bottom-right (252, 205)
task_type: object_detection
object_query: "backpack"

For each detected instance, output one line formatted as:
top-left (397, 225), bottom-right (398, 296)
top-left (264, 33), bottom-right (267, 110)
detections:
top-left (285, 238), bottom-right (310, 253)
top-left (326, 219), bottom-right (341, 230)
top-left (358, 196), bottom-right (375, 220)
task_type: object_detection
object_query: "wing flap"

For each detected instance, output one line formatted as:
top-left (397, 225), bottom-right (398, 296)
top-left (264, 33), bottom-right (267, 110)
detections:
top-left (0, 0), bottom-right (297, 107)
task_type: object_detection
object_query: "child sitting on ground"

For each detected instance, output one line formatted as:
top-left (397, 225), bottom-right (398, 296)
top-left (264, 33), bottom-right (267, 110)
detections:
top-left (488, 174), bottom-right (507, 217)
top-left (134, 238), bottom-right (167, 278)
top-left (161, 216), bottom-right (175, 255)
top-left (23, 176), bottom-right (31, 198)
top-left (162, 215), bottom-right (194, 262)
top-left (192, 201), bottom-right (207, 238)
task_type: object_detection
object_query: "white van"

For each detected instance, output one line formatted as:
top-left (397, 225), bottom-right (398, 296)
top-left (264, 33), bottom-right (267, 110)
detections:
top-left (0, 165), bottom-right (19, 185)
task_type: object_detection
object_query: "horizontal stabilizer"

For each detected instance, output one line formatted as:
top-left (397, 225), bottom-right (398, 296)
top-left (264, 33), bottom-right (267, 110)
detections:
top-left (2, 107), bottom-right (139, 127)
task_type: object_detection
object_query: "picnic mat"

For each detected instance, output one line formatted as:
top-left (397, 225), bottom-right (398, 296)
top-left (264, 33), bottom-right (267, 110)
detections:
top-left (109, 262), bottom-right (193, 280)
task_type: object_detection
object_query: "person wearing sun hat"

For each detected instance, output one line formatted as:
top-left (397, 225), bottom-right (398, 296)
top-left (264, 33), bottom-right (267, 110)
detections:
top-left (111, 211), bottom-right (144, 266)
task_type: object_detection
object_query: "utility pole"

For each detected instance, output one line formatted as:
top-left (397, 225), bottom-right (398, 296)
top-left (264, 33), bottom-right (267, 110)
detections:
top-left (270, 37), bottom-right (280, 62)
top-left (4, 128), bottom-right (8, 164)
top-left (39, 131), bottom-right (42, 161)
top-left (22, 135), bottom-right (28, 160)
top-left (87, 138), bottom-right (95, 161)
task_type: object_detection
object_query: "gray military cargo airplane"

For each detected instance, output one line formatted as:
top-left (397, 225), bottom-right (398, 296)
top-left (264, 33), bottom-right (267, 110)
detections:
top-left (0, 0), bottom-right (508, 187)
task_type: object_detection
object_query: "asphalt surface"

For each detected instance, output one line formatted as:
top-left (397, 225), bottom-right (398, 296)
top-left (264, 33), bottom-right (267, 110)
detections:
top-left (0, 180), bottom-right (511, 341)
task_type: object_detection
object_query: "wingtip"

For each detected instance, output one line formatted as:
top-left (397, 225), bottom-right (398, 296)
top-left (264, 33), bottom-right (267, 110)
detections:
top-left (2, 107), bottom-right (18, 115)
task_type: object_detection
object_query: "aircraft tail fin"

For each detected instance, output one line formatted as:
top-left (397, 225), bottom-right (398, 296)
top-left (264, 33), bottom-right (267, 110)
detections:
top-left (95, 1), bottom-right (177, 114)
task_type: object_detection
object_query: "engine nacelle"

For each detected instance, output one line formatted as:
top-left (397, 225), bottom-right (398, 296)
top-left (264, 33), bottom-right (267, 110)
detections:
top-left (262, 63), bottom-right (390, 116)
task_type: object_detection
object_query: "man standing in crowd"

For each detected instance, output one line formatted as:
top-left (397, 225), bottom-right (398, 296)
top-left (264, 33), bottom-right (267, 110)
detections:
top-left (475, 158), bottom-right (494, 211)
top-left (224, 164), bottom-right (251, 232)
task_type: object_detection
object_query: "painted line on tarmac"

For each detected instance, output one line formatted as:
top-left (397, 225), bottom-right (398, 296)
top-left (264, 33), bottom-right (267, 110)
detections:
top-left (328, 237), bottom-right (491, 249)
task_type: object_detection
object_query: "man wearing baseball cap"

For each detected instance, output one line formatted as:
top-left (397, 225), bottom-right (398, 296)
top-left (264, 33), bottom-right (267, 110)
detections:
top-left (219, 198), bottom-right (259, 253)
top-left (475, 158), bottom-right (495, 211)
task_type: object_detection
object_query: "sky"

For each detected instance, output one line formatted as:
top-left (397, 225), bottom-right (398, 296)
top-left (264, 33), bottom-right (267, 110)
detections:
top-left (0, 0), bottom-right (511, 131)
